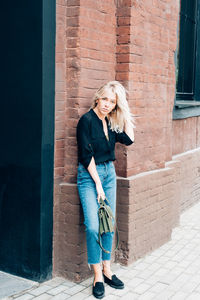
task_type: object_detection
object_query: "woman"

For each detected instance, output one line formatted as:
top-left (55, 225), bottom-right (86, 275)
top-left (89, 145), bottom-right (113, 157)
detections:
top-left (76, 81), bottom-right (135, 299)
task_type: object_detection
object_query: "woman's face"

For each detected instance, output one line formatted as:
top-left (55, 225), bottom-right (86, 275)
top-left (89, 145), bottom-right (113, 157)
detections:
top-left (96, 89), bottom-right (117, 117)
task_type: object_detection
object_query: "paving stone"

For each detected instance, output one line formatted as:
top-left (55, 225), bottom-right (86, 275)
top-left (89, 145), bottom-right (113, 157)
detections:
top-left (142, 255), bottom-right (158, 264)
top-left (148, 282), bottom-right (168, 294)
top-left (170, 291), bottom-right (190, 300)
top-left (47, 285), bottom-right (69, 296)
top-left (29, 286), bottom-right (52, 296)
top-left (103, 295), bottom-right (120, 300)
top-left (126, 277), bottom-right (144, 288)
top-left (136, 269), bottom-right (155, 280)
top-left (79, 277), bottom-right (93, 287)
top-left (64, 284), bottom-right (85, 295)
top-left (144, 276), bottom-right (160, 285)
top-left (81, 286), bottom-right (92, 295)
top-left (134, 262), bottom-right (150, 271)
top-left (46, 292), bottom-right (70, 300)
top-left (61, 280), bottom-right (76, 287)
top-left (155, 256), bottom-right (170, 264)
top-left (0, 274), bottom-right (36, 299)
top-left (138, 291), bottom-right (157, 300)
top-left (181, 281), bottom-right (200, 293)
top-left (146, 262), bottom-right (161, 272)
top-left (133, 283), bottom-right (151, 294)
top-left (32, 294), bottom-right (52, 300)
top-left (159, 273), bottom-right (179, 285)
top-left (122, 269), bottom-right (140, 279)
top-left (66, 291), bottom-right (88, 300)
top-left (112, 285), bottom-right (130, 296)
top-left (44, 277), bottom-right (66, 287)
top-left (121, 292), bottom-right (140, 300)
top-left (185, 293), bottom-right (200, 300)
top-left (153, 289), bottom-right (175, 300)
top-left (153, 267), bottom-right (169, 277)
top-left (14, 294), bottom-right (34, 300)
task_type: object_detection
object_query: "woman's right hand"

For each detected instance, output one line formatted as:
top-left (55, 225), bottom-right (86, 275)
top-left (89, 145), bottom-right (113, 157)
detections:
top-left (96, 182), bottom-right (105, 203)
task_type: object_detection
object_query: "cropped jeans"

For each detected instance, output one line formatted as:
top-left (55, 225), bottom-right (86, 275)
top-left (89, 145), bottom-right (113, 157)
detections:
top-left (77, 161), bottom-right (116, 265)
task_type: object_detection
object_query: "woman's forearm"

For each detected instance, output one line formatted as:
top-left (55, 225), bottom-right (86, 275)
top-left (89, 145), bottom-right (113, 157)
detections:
top-left (124, 121), bottom-right (135, 142)
top-left (87, 157), bottom-right (101, 185)
top-left (87, 157), bottom-right (105, 201)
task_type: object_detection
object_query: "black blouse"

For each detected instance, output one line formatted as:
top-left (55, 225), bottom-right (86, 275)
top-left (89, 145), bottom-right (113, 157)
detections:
top-left (76, 109), bottom-right (134, 169)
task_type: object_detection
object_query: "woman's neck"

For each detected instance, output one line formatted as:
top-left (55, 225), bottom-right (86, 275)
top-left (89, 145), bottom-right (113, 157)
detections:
top-left (93, 108), bottom-right (106, 121)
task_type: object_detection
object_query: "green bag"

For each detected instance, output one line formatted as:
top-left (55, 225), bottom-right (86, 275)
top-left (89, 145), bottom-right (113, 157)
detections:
top-left (97, 197), bottom-right (119, 253)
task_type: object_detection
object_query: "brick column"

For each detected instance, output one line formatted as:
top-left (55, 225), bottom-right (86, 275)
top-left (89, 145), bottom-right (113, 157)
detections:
top-left (54, 0), bottom-right (117, 282)
top-left (115, 0), bottom-right (179, 265)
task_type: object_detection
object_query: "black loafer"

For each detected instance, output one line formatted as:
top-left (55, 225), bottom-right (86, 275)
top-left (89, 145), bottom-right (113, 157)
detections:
top-left (92, 281), bottom-right (105, 299)
top-left (103, 274), bottom-right (124, 289)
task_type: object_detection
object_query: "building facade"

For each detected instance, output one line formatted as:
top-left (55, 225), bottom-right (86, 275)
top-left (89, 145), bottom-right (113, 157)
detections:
top-left (53, 0), bottom-right (200, 282)
top-left (1, 0), bottom-right (200, 283)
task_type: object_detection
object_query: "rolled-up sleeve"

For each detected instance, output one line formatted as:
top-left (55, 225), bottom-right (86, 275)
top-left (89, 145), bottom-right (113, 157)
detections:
top-left (115, 131), bottom-right (134, 146)
top-left (76, 115), bottom-right (94, 169)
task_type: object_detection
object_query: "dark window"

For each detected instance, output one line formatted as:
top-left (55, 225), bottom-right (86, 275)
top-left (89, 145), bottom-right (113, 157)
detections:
top-left (176, 0), bottom-right (197, 101)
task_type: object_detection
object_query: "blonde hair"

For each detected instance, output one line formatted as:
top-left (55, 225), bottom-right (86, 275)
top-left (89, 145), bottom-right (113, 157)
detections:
top-left (91, 81), bottom-right (135, 133)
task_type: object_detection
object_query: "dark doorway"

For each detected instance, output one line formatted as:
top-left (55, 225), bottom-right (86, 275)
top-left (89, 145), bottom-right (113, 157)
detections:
top-left (0, 0), bottom-right (55, 281)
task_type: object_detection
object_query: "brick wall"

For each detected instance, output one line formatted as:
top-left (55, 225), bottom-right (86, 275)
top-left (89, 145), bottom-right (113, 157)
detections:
top-left (115, 0), bottom-right (179, 177)
top-left (54, 0), bottom-right (117, 281)
top-left (172, 117), bottom-right (200, 155)
top-left (116, 164), bottom-right (178, 265)
top-left (173, 148), bottom-right (200, 212)
top-left (54, 0), bottom-right (200, 282)
top-left (116, 145), bottom-right (200, 265)
top-left (53, 0), bottom-right (67, 279)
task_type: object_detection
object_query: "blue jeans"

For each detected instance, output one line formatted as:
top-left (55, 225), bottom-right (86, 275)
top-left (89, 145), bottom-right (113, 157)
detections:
top-left (77, 161), bottom-right (116, 265)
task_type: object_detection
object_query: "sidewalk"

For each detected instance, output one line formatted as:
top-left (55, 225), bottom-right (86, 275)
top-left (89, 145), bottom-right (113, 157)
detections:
top-left (2, 201), bottom-right (200, 300)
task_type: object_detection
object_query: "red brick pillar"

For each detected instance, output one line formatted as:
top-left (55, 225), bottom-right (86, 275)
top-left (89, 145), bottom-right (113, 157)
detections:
top-left (54, 0), bottom-right (117, 281)
top-left (115, 0), bottom-right (179, 265)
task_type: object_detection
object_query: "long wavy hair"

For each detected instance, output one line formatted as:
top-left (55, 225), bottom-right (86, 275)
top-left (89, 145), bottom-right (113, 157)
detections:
top-left (91, 81), bottom-right (135, 133)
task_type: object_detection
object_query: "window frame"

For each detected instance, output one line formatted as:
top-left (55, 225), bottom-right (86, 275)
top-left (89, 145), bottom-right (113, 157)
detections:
top-left (173, 0), bottom-right (200, 120)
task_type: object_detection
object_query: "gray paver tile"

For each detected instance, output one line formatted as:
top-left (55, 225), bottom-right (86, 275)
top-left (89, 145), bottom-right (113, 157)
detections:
top-left (134, 283), bottom-right (151, 294)
top-left (159, 273), bottom-right (178, 285)
top-left (138, 291), bottom-right (157, 300)
top-left (64, 284), bottom-right (85, 295)
top-left (44, 277), bottom-right (66, 288)
top-left (153, 267), bottom-right (169, 277)
top-left (81, 286), bottom-right (92, 295)
top-left (148, 282), bottom-right (168, 294)
top-left (29, 286), bottom-right (52, 296)
top-left (61, 280), bottom-right (76, 287)
top-left (170, 291), bottom-right (189, 300)
top-left (182, 282), bottom-right (200, 293)
top-left (146, 262), bottom-right (161, 272)
top-left (112, 285), bottom-right (130, 296)
top-left (137, 269), bottom-right (155, 280)
top-left (121, 292), bottom-right (140, 300)
top-left (134, 262), bottom-right (150, 271)
top-left (103, 295), bottom-right (120, 300)
top-left (144, 276), bottom-right (160, 285)
top-left (32, 294), bottom-right (52, 300)
top-left (185, 293), bottom-right (200, 300)
top-left (80, 277), bottom-right (93, 287)
top-left (66, 292), bottom-right (88, 300)
top-left (14, 294), bottom-right (34, 300)
top-left (163, 261), bottom-right (178, 269)
top-left (154, 289), bottom-right (175, 300)
top-left (46, 292), bottom-right (70, 300)
top-left (47, 285), bottom-right (69, 296)
top-left (126, 277), bottom-right (144, 288)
